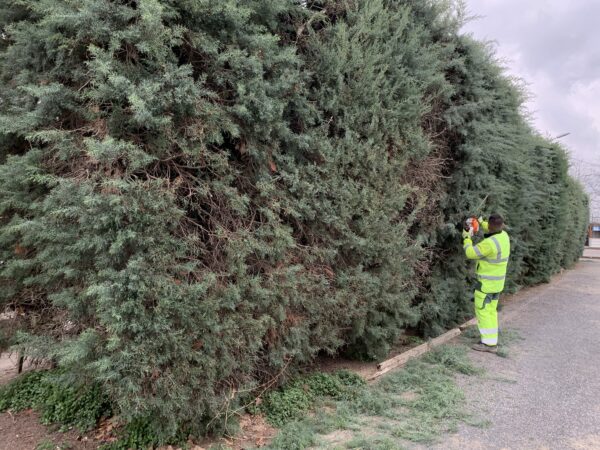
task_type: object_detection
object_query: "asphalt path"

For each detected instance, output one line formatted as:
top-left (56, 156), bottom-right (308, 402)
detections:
top-left (429, 259), bottom-right (600, 450)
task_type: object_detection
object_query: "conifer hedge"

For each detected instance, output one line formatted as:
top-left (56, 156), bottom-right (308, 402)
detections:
top-left (0, 0), bottom-right (588, 439)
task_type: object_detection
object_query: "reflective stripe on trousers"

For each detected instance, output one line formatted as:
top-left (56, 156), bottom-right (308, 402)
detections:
top-left (474, 290), bottom-right (500, 346)
top-left (478, 274), bottom-right (505, 281)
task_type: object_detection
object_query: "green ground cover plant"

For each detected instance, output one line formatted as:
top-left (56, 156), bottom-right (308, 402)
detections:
top-left (0, 369), bottom-right (111, 431)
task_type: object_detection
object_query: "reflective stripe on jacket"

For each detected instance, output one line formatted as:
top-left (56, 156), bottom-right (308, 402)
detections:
top-left (463, 230), bottom-right (510, 293)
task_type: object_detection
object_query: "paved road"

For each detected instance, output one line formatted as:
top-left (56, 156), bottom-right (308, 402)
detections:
top-left (431, 260), bottom-right (600, 450)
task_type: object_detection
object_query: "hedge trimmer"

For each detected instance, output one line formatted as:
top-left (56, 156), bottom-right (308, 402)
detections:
top-left (463, 195), bottom-right (489, 236)
top-left (464, 216), bottom-right (480, 237)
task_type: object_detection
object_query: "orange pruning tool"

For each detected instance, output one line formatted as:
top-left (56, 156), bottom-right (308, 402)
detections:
top-left (465, 217), bottom-right (480, 235)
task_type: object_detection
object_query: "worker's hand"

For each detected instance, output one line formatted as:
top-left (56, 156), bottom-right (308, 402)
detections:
top-left (462, 229), bottom-right (472, 240)
top-left (479, 217), bottom-right (489, 233)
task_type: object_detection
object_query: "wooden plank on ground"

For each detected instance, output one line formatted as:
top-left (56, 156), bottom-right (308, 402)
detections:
top-left (368, 328), bottom-right (462, 382)
top-left (376, 342), bottom-right (429, 372)
top-left (459, 318), bottom-right (477, 330)
top-left (429, 328), bottom-right (461, 348)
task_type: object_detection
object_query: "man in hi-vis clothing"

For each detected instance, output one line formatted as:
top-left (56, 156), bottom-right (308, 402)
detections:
top-left (462, 214), bottom-right (510, 354)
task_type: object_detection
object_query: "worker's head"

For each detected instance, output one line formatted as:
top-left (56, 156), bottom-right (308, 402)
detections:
top-left (488, 214), bottom-right (504, 233)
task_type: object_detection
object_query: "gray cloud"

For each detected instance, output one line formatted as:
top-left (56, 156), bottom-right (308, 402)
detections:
top-left (462, 0), bottom-right (600, 217)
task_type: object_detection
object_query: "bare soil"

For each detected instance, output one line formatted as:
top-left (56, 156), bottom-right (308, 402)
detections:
top-left (0, 409), bottom-right (96, 450)
top-left (193, 414), bottom-right (277, 450)
top-left (313, 335), bottom-right (425, 380)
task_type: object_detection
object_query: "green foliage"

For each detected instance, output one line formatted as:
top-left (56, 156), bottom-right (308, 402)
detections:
top-left (262, 387), bottom-right (314, 427)
top-left (36, 442), bottom-right (72, 450)
top-left (332, 370), bottom-right (367, 389)
top-left (262, 371), bottom-right (365, 426)
top-left (0, 370), bottom-right (111, 431)
top-left (0, 0), bottom-right (588, 441)
top-left (346, 436), bottom-right (403, 450)
top-left (496, 347), bottom-right (510, 358)
top-left (99, 417), bottom-right (163, 450)
top-left (265, 420), bottom-right (318, 450)
top-left (35, 441), bottom-right (55, 450)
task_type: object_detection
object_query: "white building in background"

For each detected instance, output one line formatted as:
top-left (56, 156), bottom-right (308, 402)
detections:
top-left (570, 159), bottom-right (600, 222)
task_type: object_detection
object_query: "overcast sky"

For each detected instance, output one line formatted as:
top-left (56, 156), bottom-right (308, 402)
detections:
top-left (462, 0), bottom-right (600, 217)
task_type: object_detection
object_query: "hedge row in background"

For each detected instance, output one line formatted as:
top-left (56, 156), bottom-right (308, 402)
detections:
top-left (0, 0), bottom-right (588, 441)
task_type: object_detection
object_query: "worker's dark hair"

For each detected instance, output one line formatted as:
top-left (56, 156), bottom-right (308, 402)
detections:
top-left (488, 214), bottom-right (504, 232)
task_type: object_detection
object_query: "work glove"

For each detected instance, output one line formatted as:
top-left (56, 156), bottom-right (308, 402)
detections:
top-left (462, 219), bottom-right (471, 239)
top-left (478, 216), bottom-right (489, 233)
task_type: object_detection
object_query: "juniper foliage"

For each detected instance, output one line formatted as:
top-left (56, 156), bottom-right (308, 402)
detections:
top-left (0, 0), bottom-right (588, 441)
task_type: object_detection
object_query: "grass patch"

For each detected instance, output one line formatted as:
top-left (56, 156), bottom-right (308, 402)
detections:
top-left (262, 345), bottom-right (485, 449)
top-left (460, 326), bottom-right (480, 342)
top-left (462, 416), bottom-right (492, 428)
top-left (496, 347), bottom-right (510, 358)
top-left (36, 441), bottom-right (72, 450)
top-left (378, 350), bottom-right (474, 443)
top-left (422, 345), bottom-right (484, 376)
top-left (499, 328), bottom-right (524, 345)
top-left (311, 406), bottom-right (353, 434)
top-left (264, 420), bottom-right (317, 450)
top-left (346, 435), bottom-right (404, 449)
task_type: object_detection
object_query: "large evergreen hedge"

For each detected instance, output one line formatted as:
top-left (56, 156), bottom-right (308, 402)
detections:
top-left (0, 0), bottom-right (588, 440)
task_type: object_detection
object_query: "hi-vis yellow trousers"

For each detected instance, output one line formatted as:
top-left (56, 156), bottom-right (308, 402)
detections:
top-left (474, 290), bottom-right (500, 346)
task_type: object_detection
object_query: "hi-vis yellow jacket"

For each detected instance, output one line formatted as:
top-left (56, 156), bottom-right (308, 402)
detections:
top-left (463, 222), bottom-right (510, 294)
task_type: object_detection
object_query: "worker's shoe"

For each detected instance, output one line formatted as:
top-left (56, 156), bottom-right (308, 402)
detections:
top-left (471, 343), bottom-right (498, 354)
